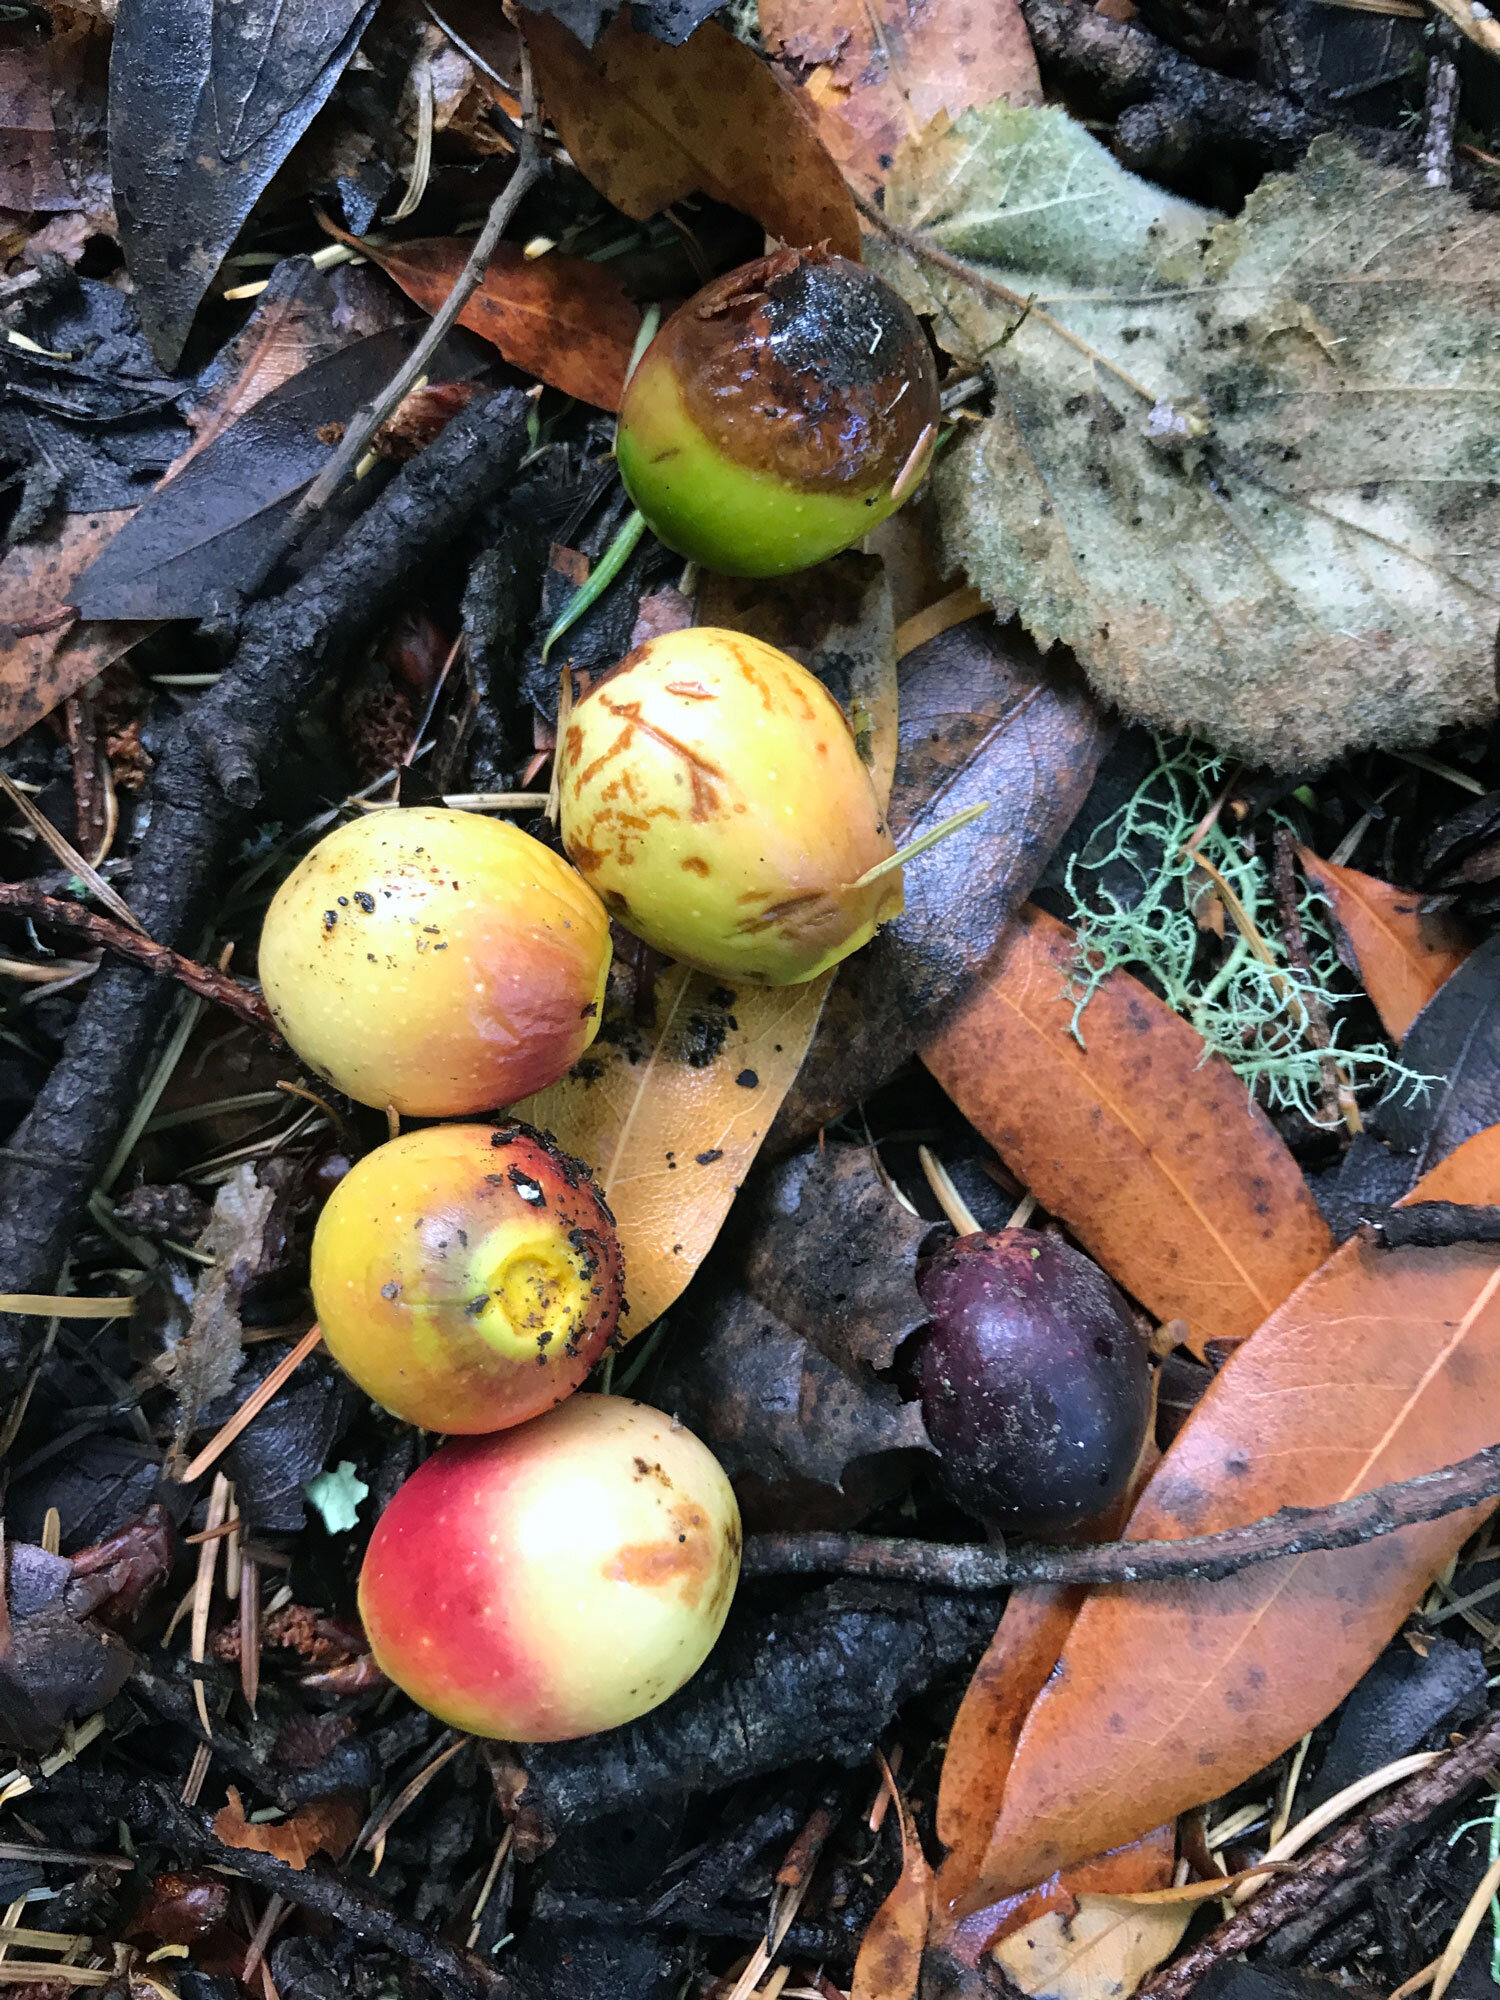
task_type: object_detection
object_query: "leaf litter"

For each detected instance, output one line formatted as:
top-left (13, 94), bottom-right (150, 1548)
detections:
top-left (6, 5), bottom-right (1500, 1999)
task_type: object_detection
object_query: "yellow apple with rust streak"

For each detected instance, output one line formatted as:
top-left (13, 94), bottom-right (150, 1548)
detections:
top-left (557, 627), bottom-right (902, 984)
top-left (358, 1396), bottom-right (741, 1741)
top-left (258, 808), bottom-right (610, 1116)
top-left (616, 246), bottom-right (939, 577)
top-left (311, 1122), bottom-right (623, 1433)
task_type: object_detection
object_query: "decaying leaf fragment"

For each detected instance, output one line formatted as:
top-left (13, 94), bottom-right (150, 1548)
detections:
top-left (876, 108), bottom-right (1500, 770)
top-left (976, 1123), bottom-right (1500, 1895)
top-left (213, 1787), bottom-right (361, 1869)
top-left (852, 1764), bottom-right (933, 2000)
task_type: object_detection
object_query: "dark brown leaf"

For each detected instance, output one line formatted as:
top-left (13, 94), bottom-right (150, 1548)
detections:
top-left (774, 617), bottom-right (1111, 1149)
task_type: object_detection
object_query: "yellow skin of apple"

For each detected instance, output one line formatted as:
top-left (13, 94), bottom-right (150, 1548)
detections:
top-left (558, 628), bottom-right (904, 985)
top-left (358, 1396), bottom-right (742, 1741)
top-left (311, 1123), bottom-right (624, 1434)
top-left (258, 808), bottom-right (611, 1116)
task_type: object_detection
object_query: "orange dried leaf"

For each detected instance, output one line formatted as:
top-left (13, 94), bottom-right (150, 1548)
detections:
top-left (852, 1771), bottom-right (932, 2000)
top-left (1299, 847), bottom-right (1469, 1044)
top-left (519, 9), bottom-right (860, 260)
top-left (920, 903), bottom-right (1334, 1354)
top-left (761, 0), bottom-right (1041, 197)
top-left (991, 1892), bottom-right (1193, 2000)
top-left (978, 1123), bottom-right (1500, 1895)
top-left (0, 511), bottom-right (149, 749)
top-left (355, 237), bottom-right (640, 412)
top-left (212, 1786), bottom-right (361, 1869)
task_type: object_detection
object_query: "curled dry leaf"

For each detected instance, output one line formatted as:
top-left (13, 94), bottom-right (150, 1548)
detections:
top-left (920, 902), bottom-right (1333, 1354)
top-left (212, 1786), bottom-right (362, 1869)
top-left (518, 8), bottom-right (860, 259)
top-left (776, 616), bottom-right (1111, 1149)
top-left (331, 232), bottom-right (640, 412)
top-left (976, 1123), bottom-right (1500, 1896)
top-left (852, 1768), bottom-right (933, 2000)
top-left (761, 0), bottom-right (1040, 198)
top-left (744, 1143), bottom-right (930, 1376)
top-left (991, 1893), bottom-right (1193, 2000)
top-left (1299, 849), bottom-right (1469, 1046)
top-left (515, 558), bottom-right (898, 1335)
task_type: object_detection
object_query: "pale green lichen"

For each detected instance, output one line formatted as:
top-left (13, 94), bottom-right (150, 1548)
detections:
top-left (1063, 741), bottom-right (1432, 1124)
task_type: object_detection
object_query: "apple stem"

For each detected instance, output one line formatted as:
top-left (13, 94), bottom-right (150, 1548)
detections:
top-left (850, 800), bottom-right (990, 890)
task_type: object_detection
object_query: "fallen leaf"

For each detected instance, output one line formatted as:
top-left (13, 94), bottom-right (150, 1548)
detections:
top-left (852, 1769), bottom-right (933, 2000)
top-left (920, 902), bottom-right (1334, 1353)
top-left (776, 615), bottom-right (1111, 1150)
top-left (0, 46), bottom-right (78, 210)
top-left (515, 557), bottom-right (898, 1334)
top-left (1376, 932), bottom-right (1500, 1173)
top-left (0, 1541), bottom-right (135, 1757)
top-left (1298, 849), bottom-right (1469, 1045)
top-left (976, 1123), bottom-right (1500, 1895)
top-left (519, 0), bottom-right (725, 44)
top-left (74, 323), bottom-right (485, 623)
top-left (875, 108), bottom-right (1500, 770)
top-left (743, 1143), bottom-right (930, 1375)
top-left (0, 511), bottom-right (147, 752)
top-left (761, 0), bottom-right (1040, 197)
top-left (519, 8), bottom-right (860, 259)
top-left (111, 0), bottom-right (378, 366)
top-left (212, 1786), bottom-right (361, 1869)
top-left (515, 964), bottom-right (832, 1337)
top-left (350, 236), bottom-right (640, 412)
top-left (657, 1282), bottom-right (932, 1494)
top-left (991, 1893), bottom-right (1193, 2000)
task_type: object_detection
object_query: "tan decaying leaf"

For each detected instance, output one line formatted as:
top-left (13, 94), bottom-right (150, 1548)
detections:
top-left (759, 0), bottom-right (1040, 196)
top-left (874, 107), bottom-right (1500, 771)
top-left (852, 1767), bottom-right (933, 2000)
top-left (1299, 848), bottom-right (1469, 1044)
top-left (991, 1893), bottom-right (1193, 2000)
top-left (977, 1124), bottom-right (1500, 1896)
top-left (0, 511), bottom-right (148, 751)
top-left (519, 8), bottom-right (860, 259)
top-left (213, 1786), bottom-right (361, 1869)
top-left (515, 965), bottom-right (833, 1338)
top-left (165, 1162), bottom-right (279, 1453)
top-left (920, 902), bottom-right (1334, 1354)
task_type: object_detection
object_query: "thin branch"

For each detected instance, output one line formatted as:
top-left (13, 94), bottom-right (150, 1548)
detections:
top-left (1139, 1710), bottom-right (1500, 1999)
top-left (292, 45), bottom-right (542, 525)
top-left (1362, 1204), bottom-right (1500, 1252)
top-left (0, 884), bottom-right (276, 1036)
top-left (741, 1442), bottom-right (1500, 1592)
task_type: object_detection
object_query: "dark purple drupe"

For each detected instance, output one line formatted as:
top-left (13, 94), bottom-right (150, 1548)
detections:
top-left (914, 1229), bottom-right (1151, 1534)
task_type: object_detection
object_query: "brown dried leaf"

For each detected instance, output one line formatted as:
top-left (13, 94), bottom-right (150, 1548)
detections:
top-left (744, 1143), bottom-right (930, 1375)
top-left (657, 1283), bottom-right (931, 1493)
top-left (978, 1123), bottom-right (1500, 1895)
top-left (212, 1787), bottom-right (361, 1869)
top-left (761, 0), bottom-right (1040, 197)
top-left (921, 902), bottom-right (1334, 1353)
top-left (164, 1163), bottom-right (279, 1453)
top-left (1299, 848), bottom-right (1469, 1045)
top-left (853, 1773), bottom-right (932, 2000)
top-left (519, 8), bottom-right (860, 258)
top-left (0, 512), bottom-right (149, 750)
top-left (343, 235), bottom-right (640, 412)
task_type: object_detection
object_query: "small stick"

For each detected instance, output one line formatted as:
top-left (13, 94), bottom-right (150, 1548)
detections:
top-left (1419, 21), bottom-right (1462, 188)
top-left (292, 46), bottom-right (542, 526)
top-left (0, 884), bottom-right (274, 1036)
top-left (917, 1146), bottom-right (983, 1237)
top-left (741, 1439), bottom-right (1500, 1592)
top-left (1360, 1204), bottom-right (1500, 1252)
top-left (1139, 1711), bottom-right (1500, 1999)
